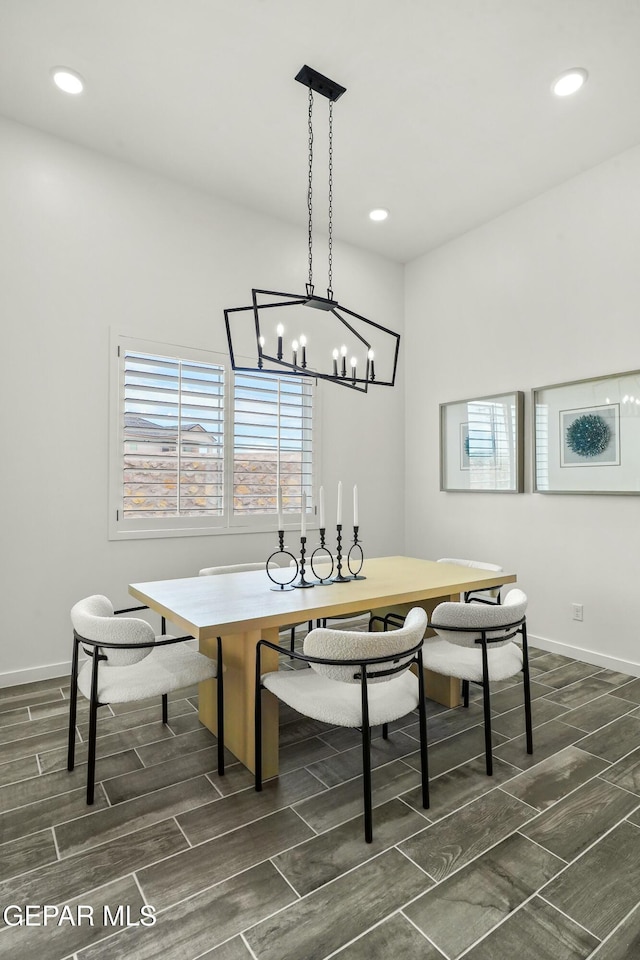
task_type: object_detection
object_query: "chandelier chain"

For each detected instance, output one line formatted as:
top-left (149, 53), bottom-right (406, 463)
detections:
top-left (307, 86), bottom-right (314, 292)
top-left (327, 100), bottom-right (333, 298)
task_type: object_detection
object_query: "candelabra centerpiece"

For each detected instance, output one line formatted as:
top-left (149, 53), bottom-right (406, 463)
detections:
top-left (265, 482), bottom-right (365, 591)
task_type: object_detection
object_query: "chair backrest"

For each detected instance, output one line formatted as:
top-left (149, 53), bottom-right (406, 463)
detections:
top-left (437, 557), bottom-right (503, 600)
top-left (303, 606), bottom-right (428, 683)
top-left (430, 588), bottom-right (527, 649)
top-left (70, 595), bottom-right (156, 666)
top-left (199, 562), bottom-right (267, 576)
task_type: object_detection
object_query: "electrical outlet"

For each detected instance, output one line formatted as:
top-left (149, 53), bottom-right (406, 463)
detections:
top-left (572, 603), bottom-right (583, 621)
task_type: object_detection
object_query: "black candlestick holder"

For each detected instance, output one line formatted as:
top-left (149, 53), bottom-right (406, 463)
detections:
top-left (310, 528), bottom-right (334, 585)
top-left (347, 525), bottom-right (366, 579)
top-left (330, 523), bottom-right (352, 582)
top-left (294, 536), bottom-right (315, 588)
top-left (266, 530), bottom-right (298, 591)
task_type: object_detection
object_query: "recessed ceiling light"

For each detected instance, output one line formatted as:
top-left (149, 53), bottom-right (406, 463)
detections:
top-left (552, 68), bottom-right (588, 97)
top-left (369, 208), bottom-right (389, 222)
top-left (52, 67), bottom-right (85, 95)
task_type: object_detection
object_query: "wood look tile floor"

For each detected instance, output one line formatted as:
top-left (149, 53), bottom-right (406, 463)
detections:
top-left (1, 642), bottom-right (640, 960)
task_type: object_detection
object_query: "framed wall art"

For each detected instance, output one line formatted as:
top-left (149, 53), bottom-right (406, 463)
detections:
top-left (533, 369), bottom-right (640, 494)
top-left (440, 391), bottom-right (524, 493)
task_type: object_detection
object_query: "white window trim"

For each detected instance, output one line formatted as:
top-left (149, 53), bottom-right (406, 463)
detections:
top-left (108, 331), bottom-right (321, 541)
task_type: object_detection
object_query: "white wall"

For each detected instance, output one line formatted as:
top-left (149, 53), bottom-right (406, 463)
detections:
top-left (405, 144), bottom-right (640, 674)
top-left (0, 117), bottom-right (405, 684)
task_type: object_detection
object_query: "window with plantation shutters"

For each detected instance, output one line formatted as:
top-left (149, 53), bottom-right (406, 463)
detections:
top-left (121, 352), bottom-right (225, 520)
top-left (109, 335), bottom-right (317, 539)
top-left (233, 372), bottom-right (313, 520)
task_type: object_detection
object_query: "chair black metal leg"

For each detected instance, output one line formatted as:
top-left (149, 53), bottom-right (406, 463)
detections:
top-left (86, 648), bottom-right (101, 805)
top-left (361, 728), bottom-right (373, 843)
top-left (462, 679), bottom-right (470, 708)
top-left (522, 624), bottom-right (533, 755)
top-left (360, 672), bottom-right (373, 843)
top-left (290, 626), bottom-right (295, 655)
top-left (480, 640), bottom-right (493, 776)
top-left (217, 636), bottom-right (225, 776)
top-left (255, 645), bottom-right (263, 792)
top-left (67, 636), bottom-right (80, 772)
top-left (160, 619), bottom-right (169, 728)
top-left (382, 723), bottom-right (389, 740)
top-left (87, 704), bottom-right (98, 805)
top-left (416, 649), bottom-right (430, 809)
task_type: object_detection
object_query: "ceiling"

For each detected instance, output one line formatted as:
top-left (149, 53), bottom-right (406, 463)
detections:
top-left (1, 0), bottom-right (640, 263)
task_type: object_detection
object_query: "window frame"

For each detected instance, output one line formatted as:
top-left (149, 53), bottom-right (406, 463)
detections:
top-left (108, 332), bottom-right (320, 540)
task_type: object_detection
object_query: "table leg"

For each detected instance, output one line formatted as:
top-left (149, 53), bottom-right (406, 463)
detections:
top-left (198, 626), bottom-right (280, 778)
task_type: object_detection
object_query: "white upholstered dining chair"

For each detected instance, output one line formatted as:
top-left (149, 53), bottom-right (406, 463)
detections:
top-left (436, 557), bottom-right (505, 708)
top-left (254, 607), bottom-right (430, 842)
top-left (67, 595), bottom-right (220, 803)
top-left (380, 557), bottom-right (505, 708)
top-left (423, 588), bottom-right (532, 775)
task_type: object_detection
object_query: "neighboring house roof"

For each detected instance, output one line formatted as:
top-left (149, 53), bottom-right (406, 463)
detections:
top-left (124, 415), bottom-right (220, 443)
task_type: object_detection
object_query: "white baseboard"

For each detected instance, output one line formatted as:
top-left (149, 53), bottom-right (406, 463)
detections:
top-left (529, 633), bottom-right (640, 679)
top-left (0, 660), bottom-right (72, 689)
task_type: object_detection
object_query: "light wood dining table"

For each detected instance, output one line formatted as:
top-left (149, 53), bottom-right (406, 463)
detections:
top-left (130, 556), bottom-right (515, 778)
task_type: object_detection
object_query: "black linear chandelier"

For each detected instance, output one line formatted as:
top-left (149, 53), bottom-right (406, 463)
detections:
top-left (224, 65), bottom-right (400, 393)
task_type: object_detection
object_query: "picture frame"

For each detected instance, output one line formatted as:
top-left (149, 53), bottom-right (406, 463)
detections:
top-left (440, 391), bottom-right (524, 493)
top-left (533, 369), bottom-right (640, 494)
